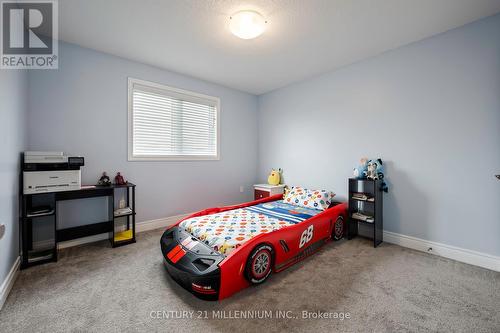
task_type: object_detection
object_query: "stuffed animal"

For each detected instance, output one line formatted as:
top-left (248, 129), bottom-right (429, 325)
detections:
top-left (366, 159), bottom-right (384, 180)
top-left (268, 168), bottom-right (281, 185)
top-left (353, 158), bottom-right (368, 179)
top-left (366, 158), bottom-right (388, 192)
top-left (366, 161), bottom-right (378, 179)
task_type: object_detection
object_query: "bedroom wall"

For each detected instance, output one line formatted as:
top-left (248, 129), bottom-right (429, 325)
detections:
top-left (0, 71), bottom-right (27, 292)
top-left (27, 42), bottom-right (258, 225)
top-left (258, 14), bottom-right (500, 256)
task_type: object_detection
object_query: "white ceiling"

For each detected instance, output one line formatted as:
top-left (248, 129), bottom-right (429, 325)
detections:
top-left (59, 0), bottom-right (500, 95)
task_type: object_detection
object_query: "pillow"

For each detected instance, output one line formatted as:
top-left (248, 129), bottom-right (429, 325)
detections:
top-left (283, 186), bottom-right (335, 211)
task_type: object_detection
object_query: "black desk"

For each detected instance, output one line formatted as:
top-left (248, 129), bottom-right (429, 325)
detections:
top-left (20, 183), bottom-right (136, 269)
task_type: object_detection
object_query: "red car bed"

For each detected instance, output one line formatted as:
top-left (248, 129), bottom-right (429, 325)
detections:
top-left (160, 193), bottom-right (347, 300)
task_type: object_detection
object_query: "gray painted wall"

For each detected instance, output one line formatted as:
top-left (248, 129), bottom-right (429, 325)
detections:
top-left (258, 15), bottom-right (500, 256)
top-left (0, 70), bottom-right (27, 285)
top-left (28, 42), bottom-right (258, 225)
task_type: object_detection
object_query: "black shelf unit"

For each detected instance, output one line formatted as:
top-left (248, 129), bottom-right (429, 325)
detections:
top-left (111, 184), bottom-right (137, 248)
top-left (19, 183), bottom-right (136, 269)
top-left (347, 178), bottom-right (383, 247)
top-left (20, 193), bottom-right (58, 268)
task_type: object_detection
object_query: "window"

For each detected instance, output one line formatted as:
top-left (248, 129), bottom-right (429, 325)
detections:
top-left (128, 78), bottom-right (220, 161)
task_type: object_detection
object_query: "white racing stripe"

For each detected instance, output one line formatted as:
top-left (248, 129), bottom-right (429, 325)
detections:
top-left (245, 206), bottom-right (306, 223)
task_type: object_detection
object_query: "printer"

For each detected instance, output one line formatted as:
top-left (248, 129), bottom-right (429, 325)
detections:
top-left (22, 151), bottom-right (85, 194)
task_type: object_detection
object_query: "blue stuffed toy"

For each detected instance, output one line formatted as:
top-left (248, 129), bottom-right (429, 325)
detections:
top-left (353, 157), bottom-right (368, 179)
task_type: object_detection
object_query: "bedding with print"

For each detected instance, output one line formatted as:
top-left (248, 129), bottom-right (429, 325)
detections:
top-left (179, 200), bottom-right (322, 255)
top-left (283, 186), bottom-right (335, 211)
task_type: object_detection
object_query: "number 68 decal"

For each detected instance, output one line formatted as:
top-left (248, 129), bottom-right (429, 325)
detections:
top-left (299, 225), bottom-right (314, 248)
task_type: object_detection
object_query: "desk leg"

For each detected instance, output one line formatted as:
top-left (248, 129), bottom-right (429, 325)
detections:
top-left (126, 187), bottom-right (130, 230)
top-left (110, 192), bottom-right (115, 246)
top-left (27, 219), bottom-right (33, 251)
top-left (21, 219), bottom-right (29, 269)
top-left (132, 187), bottom-right (136, 240)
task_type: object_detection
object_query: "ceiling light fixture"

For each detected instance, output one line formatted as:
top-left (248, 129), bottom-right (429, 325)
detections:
top-left (229, 10), bottom-right (267, 40)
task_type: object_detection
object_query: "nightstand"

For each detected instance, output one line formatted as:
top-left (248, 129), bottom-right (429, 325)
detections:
top-left (253, 184), bottom-right (286, 200)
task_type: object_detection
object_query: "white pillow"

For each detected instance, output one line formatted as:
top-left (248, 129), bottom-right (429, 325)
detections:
top-left (283, 186), bottom-right (335, 211)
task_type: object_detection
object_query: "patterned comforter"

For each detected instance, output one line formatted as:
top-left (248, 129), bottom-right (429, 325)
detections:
top-left (179, 200), bottom-right (322, 255)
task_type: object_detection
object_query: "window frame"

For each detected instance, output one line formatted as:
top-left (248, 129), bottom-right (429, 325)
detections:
top-left (127, 77), bottom-right (221, 161)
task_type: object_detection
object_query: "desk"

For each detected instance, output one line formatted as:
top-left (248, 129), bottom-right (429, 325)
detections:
top-left (20, 183), bottom-right (136, 269)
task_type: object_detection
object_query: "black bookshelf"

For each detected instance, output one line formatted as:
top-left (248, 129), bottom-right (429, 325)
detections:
top-left (347, 178), bottom-right (383, 247)
top-left (111, 183), bottom-right (137, 248)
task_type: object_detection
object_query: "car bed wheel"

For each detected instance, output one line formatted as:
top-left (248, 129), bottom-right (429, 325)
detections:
top-left (245, 244), bottom-right (273, 284)
top-left (332, 216), bottom-right (344, 241)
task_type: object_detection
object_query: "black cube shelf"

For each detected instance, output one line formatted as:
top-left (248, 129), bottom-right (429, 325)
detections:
top-left (347, 178), bottom-right (383, 247)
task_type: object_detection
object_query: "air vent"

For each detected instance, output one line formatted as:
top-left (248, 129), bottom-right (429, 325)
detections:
top-left (279, 240), bottom-right (289, 253)
top-left (161, 231), bottom-right (174, 248)
top-left (193, 258), bottom-right (215, 271)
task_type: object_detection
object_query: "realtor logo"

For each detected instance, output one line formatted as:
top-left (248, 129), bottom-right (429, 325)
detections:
top-left (1, 0), bottom-right (58, 69)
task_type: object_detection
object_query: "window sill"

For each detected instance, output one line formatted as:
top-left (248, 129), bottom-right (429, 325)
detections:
top-left (128, 155), bottom-right (220, 162)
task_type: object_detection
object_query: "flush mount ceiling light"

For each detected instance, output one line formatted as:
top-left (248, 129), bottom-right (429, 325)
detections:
top-left (229, 10), bottom-right (267, 39)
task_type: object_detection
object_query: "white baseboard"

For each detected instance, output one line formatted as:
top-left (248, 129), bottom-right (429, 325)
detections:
top-left (0, 256), bottom-right (20, 311)
top-left (32, 234), bottom-right (110, 250)
top-left (136, 213), bottom-right (190, 233)
top-left (383, 231), bottom-right (500, 272)
top-left (58, 234), bottom-right (110, 249)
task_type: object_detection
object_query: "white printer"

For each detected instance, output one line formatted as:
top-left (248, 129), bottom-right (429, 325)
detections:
top-left (23, 151), bottom-right (85, 194)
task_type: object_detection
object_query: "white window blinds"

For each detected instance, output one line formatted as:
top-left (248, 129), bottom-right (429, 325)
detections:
top-left (128, 78), bottom-right (219, 160)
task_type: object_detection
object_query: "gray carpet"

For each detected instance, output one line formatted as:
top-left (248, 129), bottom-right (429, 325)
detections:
top-left (1, 229), bottom-right (499, 333)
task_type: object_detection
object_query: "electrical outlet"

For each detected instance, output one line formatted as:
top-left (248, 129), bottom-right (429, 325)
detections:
top-left (0, 224), bottom-right (5, 240)
top-left (239, 186), bottom-right (244, 193)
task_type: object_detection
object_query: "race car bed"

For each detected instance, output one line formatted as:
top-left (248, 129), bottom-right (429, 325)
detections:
top-left (160, 193), bottom-right (347, 300)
